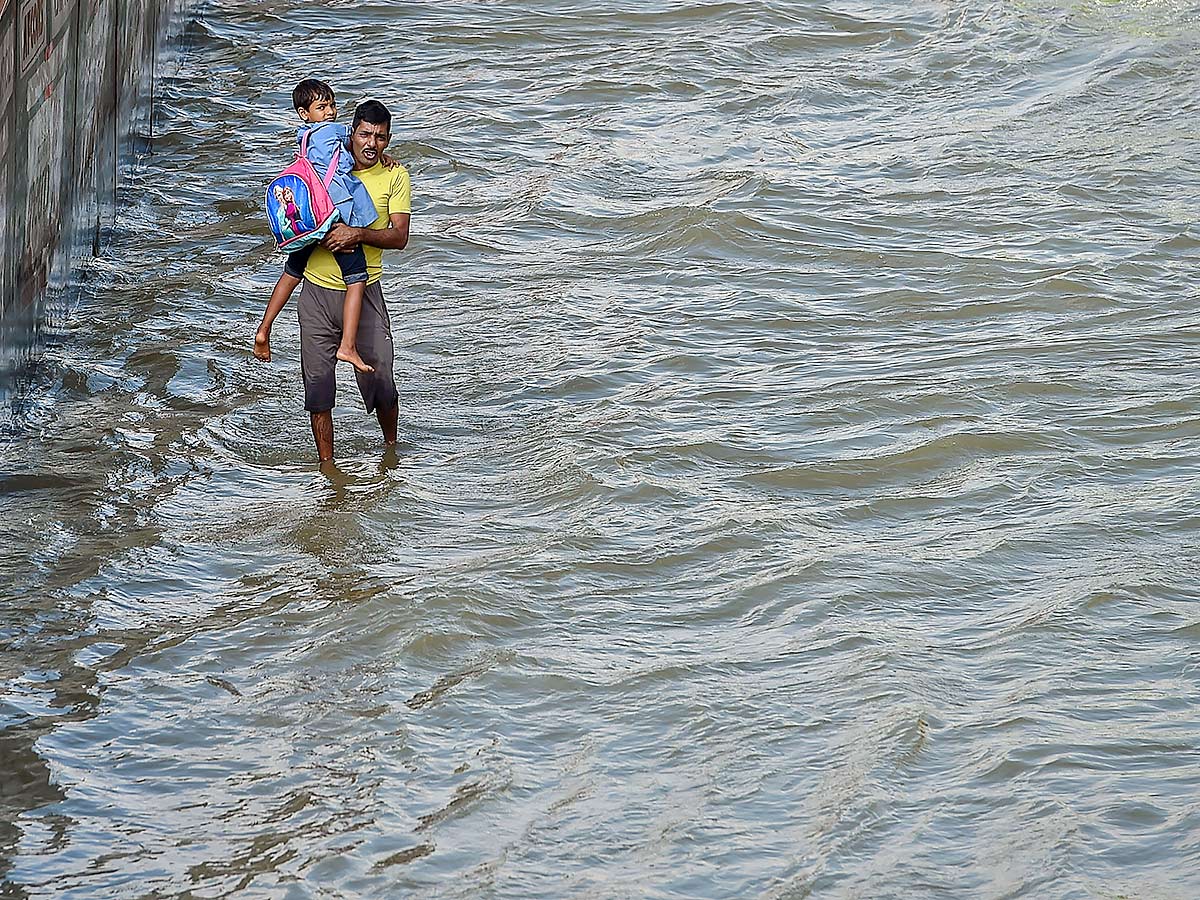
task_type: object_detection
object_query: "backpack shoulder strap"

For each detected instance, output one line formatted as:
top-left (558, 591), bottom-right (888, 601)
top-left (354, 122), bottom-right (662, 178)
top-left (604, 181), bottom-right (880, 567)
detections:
top-left (324, 147), bottom-right (340, 188)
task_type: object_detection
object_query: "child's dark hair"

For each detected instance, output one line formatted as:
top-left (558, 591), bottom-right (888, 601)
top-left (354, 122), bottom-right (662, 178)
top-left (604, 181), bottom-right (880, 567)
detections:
top-left (292, 79), bottom-right (335, 113)
top-left (352, 99), bottom-right (392, 133)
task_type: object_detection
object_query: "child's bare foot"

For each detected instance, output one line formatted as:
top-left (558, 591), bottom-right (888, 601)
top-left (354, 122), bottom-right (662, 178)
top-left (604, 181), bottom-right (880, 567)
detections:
top-left (254, 329), bottom-right (271, 361)
top-left (336, 346), bottom-right (374, 373)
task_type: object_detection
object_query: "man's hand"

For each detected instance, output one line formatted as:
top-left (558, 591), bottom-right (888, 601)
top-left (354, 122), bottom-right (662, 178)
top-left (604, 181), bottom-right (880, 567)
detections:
top-left (321, 223), bottom-right (360, 253)
top-left (381, 152), bottom-right (401, 169)
top-left (322, 214), bottom-right (410, 254)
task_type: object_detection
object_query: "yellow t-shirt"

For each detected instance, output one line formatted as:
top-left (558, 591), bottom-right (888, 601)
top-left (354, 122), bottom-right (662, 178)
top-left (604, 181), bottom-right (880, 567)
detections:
top-left (303, 162), bottom-right (411, 289)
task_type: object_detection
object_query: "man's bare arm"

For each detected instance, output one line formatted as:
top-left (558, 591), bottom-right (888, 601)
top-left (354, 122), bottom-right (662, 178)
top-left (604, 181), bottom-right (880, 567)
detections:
top-left (321, 214), bottom-right (409, 253)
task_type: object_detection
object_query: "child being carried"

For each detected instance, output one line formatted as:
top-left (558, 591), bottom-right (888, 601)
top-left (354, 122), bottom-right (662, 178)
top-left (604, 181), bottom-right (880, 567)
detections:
top-left (255, 78), bottom-right (394, 374)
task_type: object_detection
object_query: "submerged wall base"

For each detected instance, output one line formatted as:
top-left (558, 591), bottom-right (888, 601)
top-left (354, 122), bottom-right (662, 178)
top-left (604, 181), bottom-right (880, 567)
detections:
top-left (0, 0), bottom-right (191, 416)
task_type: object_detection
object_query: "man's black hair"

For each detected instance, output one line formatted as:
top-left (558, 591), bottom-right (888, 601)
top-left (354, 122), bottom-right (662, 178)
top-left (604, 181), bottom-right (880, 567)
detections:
top-left (292, 79), bottom-right (335, 112)
top-left (352, 99), bottom-right (391, 134)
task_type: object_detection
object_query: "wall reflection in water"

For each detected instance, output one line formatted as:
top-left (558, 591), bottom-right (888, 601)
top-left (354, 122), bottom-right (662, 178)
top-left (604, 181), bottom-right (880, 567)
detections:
top-left (0, 0), bottom-right (190, 411)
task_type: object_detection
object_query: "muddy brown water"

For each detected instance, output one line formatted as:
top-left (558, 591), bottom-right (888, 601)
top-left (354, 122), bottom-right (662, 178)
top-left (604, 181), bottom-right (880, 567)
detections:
top-left (2, 1), bottom-right (1199, 897)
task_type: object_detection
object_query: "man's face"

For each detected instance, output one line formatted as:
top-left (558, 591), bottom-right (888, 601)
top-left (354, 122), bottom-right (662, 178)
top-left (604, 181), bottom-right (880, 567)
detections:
top-left (350, 120), bottom-right (390, 169)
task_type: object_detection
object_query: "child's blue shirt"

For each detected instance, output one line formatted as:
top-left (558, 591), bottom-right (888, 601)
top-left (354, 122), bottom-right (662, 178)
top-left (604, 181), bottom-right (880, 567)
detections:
top-left (297, 122), bottom-right (377, 228)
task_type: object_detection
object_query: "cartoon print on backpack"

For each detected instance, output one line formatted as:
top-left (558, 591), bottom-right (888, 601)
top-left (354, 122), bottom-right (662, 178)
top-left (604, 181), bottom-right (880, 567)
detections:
top-left (272, 185), bottom-right (296, 241)
top-left (267, 174), bottom-right (315, 241)
top-left (282, 186), bottom-right (306, 235)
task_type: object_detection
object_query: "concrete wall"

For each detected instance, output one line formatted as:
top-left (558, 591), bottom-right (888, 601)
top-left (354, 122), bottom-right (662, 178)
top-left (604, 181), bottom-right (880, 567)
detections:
top-left (0, 0), bottom-right (190, 407)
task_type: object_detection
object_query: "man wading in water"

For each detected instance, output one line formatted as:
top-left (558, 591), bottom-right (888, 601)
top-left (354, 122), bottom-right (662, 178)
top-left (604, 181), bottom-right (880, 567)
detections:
top-left (259, 99), bottom-right (411, 461)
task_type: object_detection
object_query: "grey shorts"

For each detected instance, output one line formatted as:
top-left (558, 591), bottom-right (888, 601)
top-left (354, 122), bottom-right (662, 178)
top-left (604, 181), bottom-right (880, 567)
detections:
top-left (296, 279), bottom-right (398, 414)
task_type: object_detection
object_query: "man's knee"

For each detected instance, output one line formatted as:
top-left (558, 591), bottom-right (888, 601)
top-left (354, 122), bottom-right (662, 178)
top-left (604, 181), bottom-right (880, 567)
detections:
top-left (302, 363), bottom-right (338, 412)
top-left (303, 385), bottom-right (336, 413)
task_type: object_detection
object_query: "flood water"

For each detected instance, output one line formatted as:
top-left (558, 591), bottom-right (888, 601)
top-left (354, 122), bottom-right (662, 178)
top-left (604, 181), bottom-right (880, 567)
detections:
top-left (2, 0), bottom-right (1200, 896)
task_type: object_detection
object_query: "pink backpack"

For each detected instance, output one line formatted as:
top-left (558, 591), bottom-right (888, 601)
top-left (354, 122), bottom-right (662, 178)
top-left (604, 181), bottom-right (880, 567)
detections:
top-left (265, 131), bottom-right (342, 252)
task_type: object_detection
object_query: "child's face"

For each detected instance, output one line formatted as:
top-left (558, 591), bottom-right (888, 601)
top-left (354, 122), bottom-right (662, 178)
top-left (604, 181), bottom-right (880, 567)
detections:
top-left (298, 96), bottom-right (337, 123)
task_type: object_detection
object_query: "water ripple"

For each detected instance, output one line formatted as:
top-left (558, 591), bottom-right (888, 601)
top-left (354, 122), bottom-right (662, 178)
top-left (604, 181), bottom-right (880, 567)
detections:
top-left (2, 0), bottom-right (1199, 897)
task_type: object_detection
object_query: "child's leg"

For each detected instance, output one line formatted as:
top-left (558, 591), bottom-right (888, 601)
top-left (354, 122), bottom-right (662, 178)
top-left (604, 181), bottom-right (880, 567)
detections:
top-left (255, 247), bottom-right (313, 361)
top-left (332, 246), bottom-right (373, 374)
top-left (336, 281), bottom-right (372, 373)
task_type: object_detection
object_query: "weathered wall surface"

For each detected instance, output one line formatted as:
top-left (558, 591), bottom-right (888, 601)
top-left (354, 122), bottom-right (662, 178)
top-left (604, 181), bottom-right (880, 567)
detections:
top-left (0, 0), bottom-right (190, 406)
